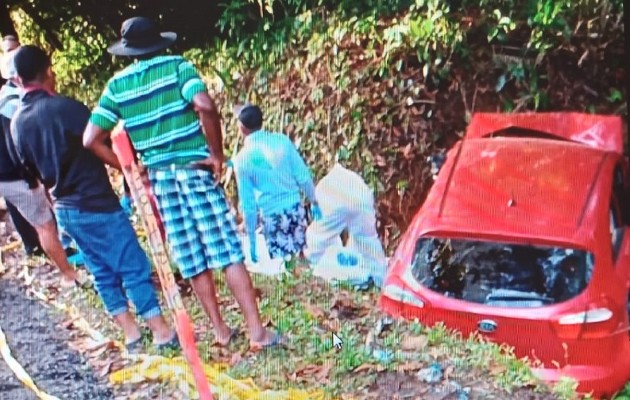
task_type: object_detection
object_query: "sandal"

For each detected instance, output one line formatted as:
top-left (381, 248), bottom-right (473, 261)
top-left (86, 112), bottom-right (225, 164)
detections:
top-left (213, 328), bottom-right (239, 347)
top-left (125, 338), bottom-right (144, 354)
top-left (154, 334), bottom-right (180, 352)
top-left (249, 331), bottom-right (285, 352)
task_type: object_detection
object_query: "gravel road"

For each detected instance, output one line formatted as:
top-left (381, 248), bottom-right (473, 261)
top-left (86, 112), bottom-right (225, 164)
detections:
top-left (0, 277), bottom-right (114, 400)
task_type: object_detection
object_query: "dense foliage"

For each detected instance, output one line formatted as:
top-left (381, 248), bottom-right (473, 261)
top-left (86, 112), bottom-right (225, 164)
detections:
top-left (3, 0), bottom-right (626, 250)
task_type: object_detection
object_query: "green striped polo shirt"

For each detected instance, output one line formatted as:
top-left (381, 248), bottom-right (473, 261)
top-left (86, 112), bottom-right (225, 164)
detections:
top-left (89, 55), bottom-right (210, 167)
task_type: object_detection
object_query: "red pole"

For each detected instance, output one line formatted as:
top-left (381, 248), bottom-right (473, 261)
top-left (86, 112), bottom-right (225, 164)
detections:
top-left (112, 130), bottom-right (214, 400)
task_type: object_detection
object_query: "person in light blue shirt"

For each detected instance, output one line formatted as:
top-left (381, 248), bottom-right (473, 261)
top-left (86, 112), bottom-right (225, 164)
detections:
top-left (233, 104), bottom-right (321, 263)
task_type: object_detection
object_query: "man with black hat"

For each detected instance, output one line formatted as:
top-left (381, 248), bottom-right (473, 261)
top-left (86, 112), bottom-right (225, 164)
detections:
top-left (11, 45), bottom-right (177, 352)
top-left (232, 104), bottom-right (321, 265)
top-left (83, 17), bottom-right (281, 350)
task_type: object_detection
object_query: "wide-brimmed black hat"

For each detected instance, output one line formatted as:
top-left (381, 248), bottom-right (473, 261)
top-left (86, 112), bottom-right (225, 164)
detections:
top-left (108, 17), bottom-right (176, 57)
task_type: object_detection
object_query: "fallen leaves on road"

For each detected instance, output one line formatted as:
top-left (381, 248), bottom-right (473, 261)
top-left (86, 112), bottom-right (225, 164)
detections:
top-left (396, 361), bottom-right (424, 373)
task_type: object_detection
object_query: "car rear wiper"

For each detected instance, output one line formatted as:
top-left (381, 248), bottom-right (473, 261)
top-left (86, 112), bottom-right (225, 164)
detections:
top-left (485, 289), bottom-right (554, 306)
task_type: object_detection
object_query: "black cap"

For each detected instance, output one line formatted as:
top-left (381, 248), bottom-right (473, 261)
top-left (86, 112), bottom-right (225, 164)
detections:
top-left (238, 104), bottom-right (263, 130)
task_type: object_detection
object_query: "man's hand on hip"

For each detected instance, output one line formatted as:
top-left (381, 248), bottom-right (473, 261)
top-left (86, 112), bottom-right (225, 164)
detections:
top-left (193, 155), bottom-right (225, 178)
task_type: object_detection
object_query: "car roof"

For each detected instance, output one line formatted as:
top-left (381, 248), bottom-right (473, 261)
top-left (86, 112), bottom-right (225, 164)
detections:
top-left (465, 112), bottom-right (624, 154)
top-left (421, 137), bottom-right (618, 246)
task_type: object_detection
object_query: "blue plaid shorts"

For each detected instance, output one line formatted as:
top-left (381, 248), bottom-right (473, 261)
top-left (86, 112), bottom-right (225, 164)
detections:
top-left (148, 167), bottom-right (244, 279)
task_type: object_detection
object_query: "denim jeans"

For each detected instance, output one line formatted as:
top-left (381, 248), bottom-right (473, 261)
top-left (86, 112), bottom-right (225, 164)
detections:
top-left (56, 207), bottom-right (162, 320)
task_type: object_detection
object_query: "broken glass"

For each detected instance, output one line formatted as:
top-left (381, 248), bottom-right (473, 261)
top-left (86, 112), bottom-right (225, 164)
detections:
top-left (411, 237), bottom-right (594, 307)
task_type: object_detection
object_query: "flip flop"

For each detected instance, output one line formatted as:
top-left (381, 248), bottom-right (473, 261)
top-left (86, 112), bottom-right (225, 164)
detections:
top-left (154, 334), bottom-right (181, 352)
top-left (249, 331), bottom-right (285, 352)
top-left (213, 328), bottom-right (239, 347)
top-left (125, 338), bottom-right (144, 354)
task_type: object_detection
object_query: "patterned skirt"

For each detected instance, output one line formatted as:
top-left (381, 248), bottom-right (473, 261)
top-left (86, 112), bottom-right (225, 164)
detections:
top-left (262, 203), bottom-right (308, 260)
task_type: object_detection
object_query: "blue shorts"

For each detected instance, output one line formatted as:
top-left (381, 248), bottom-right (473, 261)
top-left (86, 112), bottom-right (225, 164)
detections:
top-left (149, 167), bottom-right (244, 279)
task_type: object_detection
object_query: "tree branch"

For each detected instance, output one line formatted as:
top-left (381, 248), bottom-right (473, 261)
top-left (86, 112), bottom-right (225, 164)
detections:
top-left (21, 3), bottom-right (63, 50)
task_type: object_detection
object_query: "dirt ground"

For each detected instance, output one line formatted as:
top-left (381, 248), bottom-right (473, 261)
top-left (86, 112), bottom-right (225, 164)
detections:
top-left (0, 212), bottom-right (113, 400)
top-left (0, 277), bottom-right (114, 400)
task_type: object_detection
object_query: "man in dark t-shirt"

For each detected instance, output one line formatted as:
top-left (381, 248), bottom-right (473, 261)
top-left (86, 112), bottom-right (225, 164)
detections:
top-left (11, 45), bottom-right (178, 353)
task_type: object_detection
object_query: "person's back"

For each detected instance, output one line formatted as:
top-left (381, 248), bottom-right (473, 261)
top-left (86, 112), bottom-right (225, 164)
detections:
top-left (0, 82), bottom-right (22, 181)
top-left (316, 163), bottom-right (374, 214)
top-left (94, 55), bottom-right (208, 168)
top-left (85, 17), bottom-right (281, 351)
top-left (234, 130), bottom-right (307, 216)
top-left (12, 44), bottom-right (177, 351)
top-left (12, 92), bottom-right (119, 211)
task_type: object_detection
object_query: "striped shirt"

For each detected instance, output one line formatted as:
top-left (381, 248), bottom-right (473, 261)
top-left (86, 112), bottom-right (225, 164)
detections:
top-left (89, 55), bottom-right (209, 167)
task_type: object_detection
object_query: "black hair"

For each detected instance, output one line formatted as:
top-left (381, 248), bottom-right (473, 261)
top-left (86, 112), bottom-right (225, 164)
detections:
top-left (13, 45), bottom-right (51, 83)
top-left (238, 104), bottom-right (263, 131)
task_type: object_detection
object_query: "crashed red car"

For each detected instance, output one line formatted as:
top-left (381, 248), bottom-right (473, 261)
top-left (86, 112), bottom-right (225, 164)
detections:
top-left (380, 112), bottom-right (630, 397)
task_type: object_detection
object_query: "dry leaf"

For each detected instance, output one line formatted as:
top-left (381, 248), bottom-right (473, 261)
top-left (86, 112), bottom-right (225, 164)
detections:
top-left (401, 335), bottom-right (428, 351)
top-left (304, 303), bottom-right (326, 319)
top-left (91, 342), bottom-right (113, 358)
top-left (402, 143), bottom-right (413, 158)
top-left (99, 361), bottom-right (113, 378)
top-left (354, 363), bottom-right (376, 373)
top-left (443, 365), bottom-right (455, 380)
top-left (488, 363), bottom-right (506, 376)
top-left (396, 361), bottom-right (424, 372)
top-left (229, 352), bottom-right (242, 366)
top-left (85, 339), bottom-right (112, 352)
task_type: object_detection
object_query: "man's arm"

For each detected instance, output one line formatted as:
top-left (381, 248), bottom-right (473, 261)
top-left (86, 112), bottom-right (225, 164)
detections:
top-left (10, 118), bottom-right (43, 187)
top-left (83, 123), bottom-right (121, 170)
top-left (192, 92), bottom-right (224, 162)
top-left (287, 137), bottom-right (317, 204)
top-left (83, 85), bottom-right (122, 170)
top-left (177, 59), bottom-right (225, 174)
top-left (234, 160), bottom-right (258, 236)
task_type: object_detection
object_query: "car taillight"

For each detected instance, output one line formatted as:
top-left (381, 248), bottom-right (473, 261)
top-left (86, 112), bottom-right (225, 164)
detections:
top-left (382, 284), bottom-right (425, 308)
top-left (557, 308), bottom-right (613, 325)
top-left (552, 304), bottom-right (620, 340)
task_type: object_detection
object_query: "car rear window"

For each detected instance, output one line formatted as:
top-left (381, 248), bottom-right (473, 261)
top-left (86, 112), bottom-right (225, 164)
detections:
top-left (410, 237), bottom-right (594, 307)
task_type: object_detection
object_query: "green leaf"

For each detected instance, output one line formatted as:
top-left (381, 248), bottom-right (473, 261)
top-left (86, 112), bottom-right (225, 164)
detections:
top-left (607, 89), bottom-right (623, 103)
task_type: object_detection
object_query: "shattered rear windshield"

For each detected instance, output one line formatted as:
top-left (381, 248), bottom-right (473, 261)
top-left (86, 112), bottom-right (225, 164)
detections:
top-left (411, 237), bottom-right (594, 307)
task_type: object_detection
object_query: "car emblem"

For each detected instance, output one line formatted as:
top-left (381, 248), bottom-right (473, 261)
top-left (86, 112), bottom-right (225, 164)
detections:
top-left (478, 319), bottom-right (498, 333)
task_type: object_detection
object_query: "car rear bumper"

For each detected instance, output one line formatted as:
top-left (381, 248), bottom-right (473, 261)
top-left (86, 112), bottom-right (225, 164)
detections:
top-left (532, 360), bottom-right (630, 398)
top-left (380, 293), bottom-right (630, 397)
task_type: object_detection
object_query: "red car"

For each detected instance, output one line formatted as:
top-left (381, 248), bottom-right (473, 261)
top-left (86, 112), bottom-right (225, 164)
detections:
top-left (380, 113), bottom-right (630, 397)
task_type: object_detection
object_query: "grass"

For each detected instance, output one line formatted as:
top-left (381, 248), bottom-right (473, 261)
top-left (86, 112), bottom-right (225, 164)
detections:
top-left (146, 264), bottom-right (564, 398)
top-left (40, 222), bottom-right (574, 399)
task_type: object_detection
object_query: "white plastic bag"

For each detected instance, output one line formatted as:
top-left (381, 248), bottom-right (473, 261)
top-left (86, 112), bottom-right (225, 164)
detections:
top-left (240, 231), bottom-right (285, 276)
top-left (305, 164), bottom-right (387, 287)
